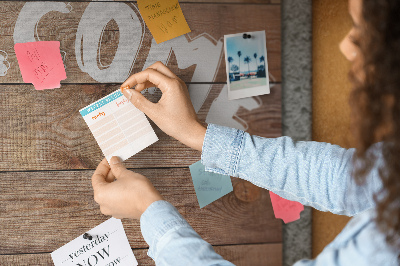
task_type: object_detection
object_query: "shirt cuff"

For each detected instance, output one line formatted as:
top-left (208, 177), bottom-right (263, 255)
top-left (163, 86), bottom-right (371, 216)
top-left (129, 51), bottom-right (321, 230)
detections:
top-left (140, 200), bottom-right (190, 259)
top-left (201, 123), bottom-right (245, 176)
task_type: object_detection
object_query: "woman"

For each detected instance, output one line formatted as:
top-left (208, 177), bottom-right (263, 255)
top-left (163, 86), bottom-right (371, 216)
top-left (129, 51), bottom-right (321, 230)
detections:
top-left (91, 0), bottom-right (400, 264)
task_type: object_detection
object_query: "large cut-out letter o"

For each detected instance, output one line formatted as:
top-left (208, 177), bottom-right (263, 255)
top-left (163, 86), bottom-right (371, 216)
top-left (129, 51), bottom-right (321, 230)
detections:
top-left (75, 2), bottom-right (143, 82)
top-left (14, 2), bottom-right (71, 44)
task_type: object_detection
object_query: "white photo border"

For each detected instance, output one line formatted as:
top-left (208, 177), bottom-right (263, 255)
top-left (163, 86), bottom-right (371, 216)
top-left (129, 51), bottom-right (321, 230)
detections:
top-left (224, 30), bottom-right (270, 100)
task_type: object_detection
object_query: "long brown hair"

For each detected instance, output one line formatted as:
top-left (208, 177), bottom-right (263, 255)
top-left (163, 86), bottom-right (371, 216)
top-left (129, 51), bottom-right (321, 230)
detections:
top-left (350, 0), bottom-right (400, 253)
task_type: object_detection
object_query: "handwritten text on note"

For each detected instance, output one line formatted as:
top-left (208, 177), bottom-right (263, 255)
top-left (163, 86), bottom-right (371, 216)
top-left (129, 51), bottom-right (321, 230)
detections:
top-left (137, 0), bottom-right (191, 44)
top-left (14, 41), bottom-right (66, 90)
top-left (189, 160), bottom-right (233, 208)
top-left (80, 90), bottom-right (158, 163)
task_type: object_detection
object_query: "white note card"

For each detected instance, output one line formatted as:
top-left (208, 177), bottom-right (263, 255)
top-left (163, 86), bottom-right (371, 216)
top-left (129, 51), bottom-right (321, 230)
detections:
top-left (80, 89), bottom-right (158, 162)
top-left (51, 218), bottom-right (138, 266)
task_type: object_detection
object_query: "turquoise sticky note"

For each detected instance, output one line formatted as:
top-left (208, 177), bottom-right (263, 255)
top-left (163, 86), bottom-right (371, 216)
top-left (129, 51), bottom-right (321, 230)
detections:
top-left (189, 160), bottom-right (233, 208)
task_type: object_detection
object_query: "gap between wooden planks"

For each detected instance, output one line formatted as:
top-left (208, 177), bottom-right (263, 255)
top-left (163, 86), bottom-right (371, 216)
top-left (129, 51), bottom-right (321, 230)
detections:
top-left (0, 84), bottom-right (281, 171)
top-left (0, 1), bottom-right (283, 265)
top-left (0, 168), bottom-right (282, 254)
top-left (0, 1), bottom-right (281, 83)
top-left (0, 244), bottom-right (282, 266)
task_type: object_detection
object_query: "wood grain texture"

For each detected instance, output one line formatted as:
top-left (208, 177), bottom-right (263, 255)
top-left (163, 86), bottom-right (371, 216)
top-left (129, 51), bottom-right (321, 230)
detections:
top-left (0, 84), bottom-right (281, 171)
top-left (0, 244), bottom-right (282, 266)
top-left (0, 2), bottom-right (281, 83)
top-left (0, 169), bottom-right (281, 254)
top-left (22, 0), bottom-right (281, 3)
top-left (0, 1), bottom-right (283, 264)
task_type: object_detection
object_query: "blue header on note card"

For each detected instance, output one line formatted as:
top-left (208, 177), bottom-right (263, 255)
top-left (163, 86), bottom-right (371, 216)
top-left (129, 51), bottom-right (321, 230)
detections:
top-left (80, 90), bottom-right (123, 117)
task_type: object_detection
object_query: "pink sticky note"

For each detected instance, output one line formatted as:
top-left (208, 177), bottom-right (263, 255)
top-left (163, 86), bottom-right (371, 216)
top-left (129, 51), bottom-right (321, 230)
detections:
top-left (14, 41), bottom-right (66, 90)
top-left (269, 191), bottom-right (304, 224)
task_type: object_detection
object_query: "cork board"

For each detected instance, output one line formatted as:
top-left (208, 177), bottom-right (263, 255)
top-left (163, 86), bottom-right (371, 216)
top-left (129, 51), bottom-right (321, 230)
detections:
top-left (312, 0), bottom-right (353, 258)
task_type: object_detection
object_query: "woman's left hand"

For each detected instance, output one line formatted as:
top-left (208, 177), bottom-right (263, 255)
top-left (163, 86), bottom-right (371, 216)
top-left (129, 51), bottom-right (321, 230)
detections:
top-left (91, 157), bottom-right (164, 219)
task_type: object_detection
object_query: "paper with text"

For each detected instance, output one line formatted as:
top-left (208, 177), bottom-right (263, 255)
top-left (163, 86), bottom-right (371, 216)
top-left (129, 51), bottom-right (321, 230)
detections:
top-left (14, 41), bottom-right (66, 90)
top-left (137, 0), bottom-right (191, 44)
top-left (80, 90), bottom-right (158, 162)
top-left (51, 218), bottom-right (137, 266)
top-left (189, 160), bottom-right (233, 208)
top-left (269, 191), bottom-right (304, 224)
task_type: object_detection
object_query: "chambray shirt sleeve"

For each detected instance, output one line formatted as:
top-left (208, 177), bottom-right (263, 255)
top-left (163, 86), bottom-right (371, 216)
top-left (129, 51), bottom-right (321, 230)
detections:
top-left (201, 124), bottom-right (383, 216)
top-left (140, 200), bottom-right (235, 266)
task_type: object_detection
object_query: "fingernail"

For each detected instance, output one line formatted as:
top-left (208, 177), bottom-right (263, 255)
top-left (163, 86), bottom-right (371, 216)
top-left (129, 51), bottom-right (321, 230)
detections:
top-left (120, 85), bottom-right (129, 92)
top-left (124, 89), bottom-right (133, 100)
top-left (110, 156), bottom-right (122, 165)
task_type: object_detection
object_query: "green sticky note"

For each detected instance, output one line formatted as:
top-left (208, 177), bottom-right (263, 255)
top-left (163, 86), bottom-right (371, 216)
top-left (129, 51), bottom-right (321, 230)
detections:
top-left (189, 160), bottom-right (233, 208)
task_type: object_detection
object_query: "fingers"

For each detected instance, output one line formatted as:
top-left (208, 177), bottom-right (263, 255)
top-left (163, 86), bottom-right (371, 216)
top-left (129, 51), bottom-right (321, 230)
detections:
top-left (109, 156), bottom-right (129, 179)
top-left (147, 61), bottom-right (178, 79)
top-left (106, 169), bottom-right (115, 183)
top-left (135, 81), bottom-right (156, 92)
top-left (99, 206), bottom-right (111, 216)
top-left (123, 62), bottom-right (180, 93)
top-left (121, 88), bottom-right (157, 117)
top-left (121, 68), bottom-right (174, 94)
top-left (92, 158), bottom-right (110, 189)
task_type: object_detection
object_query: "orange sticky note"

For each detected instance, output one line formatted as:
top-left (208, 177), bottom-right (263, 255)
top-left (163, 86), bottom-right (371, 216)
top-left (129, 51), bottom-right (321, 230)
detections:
top-left (137, 0), bottom-right (191, 44)
top-left (269, 191), bottom-right (304, 224)
top-left (14, 41), bottom-right (66, 90)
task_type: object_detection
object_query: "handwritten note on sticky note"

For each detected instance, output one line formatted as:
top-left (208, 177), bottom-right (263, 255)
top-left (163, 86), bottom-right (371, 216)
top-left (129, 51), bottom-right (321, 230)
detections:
top-left (51, 218), bottom-right (138, 266)
top-left (269, 191), bottom-right (304, 224)
top-left (137, 0), bottom-right (191, 44)
top-left (189, 160), bottom-right (233, 208)
top-left (14, 41), bottom-right (66, 90)
top-left (80, 90), bottom-right (158, 162)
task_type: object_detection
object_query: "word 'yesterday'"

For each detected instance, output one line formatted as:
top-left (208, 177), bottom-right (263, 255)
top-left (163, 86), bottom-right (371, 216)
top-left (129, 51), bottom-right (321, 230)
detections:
top-left (68, 233), bottom-right (109, 260)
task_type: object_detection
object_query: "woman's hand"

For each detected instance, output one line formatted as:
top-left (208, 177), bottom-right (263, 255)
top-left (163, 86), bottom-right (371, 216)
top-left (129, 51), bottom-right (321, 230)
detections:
top-left (120, 61), bottom-right (206, 151)
top-left (91, 157), bottom-right (163, 220)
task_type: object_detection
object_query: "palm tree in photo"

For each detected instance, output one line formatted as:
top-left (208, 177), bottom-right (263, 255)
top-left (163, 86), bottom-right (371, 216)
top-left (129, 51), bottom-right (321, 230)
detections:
top-left (244, 56), bottom-right (251, 77)
top-left (260, 55), bottom-right (265, 71)
top-left (231, 64), bottom-right (239, 73)
top-left (237, 51), bottom-right (242, 77)
top-left (228, 56), bottom-right (234, 73)
top-left (253, 53), bottom-right (258, 74)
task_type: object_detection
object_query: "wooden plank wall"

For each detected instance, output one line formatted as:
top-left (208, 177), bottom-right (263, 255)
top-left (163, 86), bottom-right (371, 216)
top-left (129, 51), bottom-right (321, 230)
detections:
top-left (0, 1), bottom-right (282, 265)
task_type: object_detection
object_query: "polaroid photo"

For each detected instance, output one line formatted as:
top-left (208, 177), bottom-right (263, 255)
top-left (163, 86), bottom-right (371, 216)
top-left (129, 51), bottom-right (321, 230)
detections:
top-left (224, 30), bottom-right (270, 100)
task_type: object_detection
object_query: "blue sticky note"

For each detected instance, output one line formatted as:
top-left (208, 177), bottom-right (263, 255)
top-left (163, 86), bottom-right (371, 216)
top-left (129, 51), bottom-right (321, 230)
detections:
top-left (189, 160), bottom-right (233, 208)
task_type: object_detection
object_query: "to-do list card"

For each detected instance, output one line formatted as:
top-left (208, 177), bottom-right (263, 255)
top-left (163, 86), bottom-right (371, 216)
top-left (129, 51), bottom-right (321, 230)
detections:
top-left (51, 218), bottom-right (138, 266)
top-left (80, 90), bottom-right (158, 162)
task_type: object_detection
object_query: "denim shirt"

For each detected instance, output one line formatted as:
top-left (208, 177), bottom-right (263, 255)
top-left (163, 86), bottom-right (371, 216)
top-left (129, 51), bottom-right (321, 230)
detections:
top-left (140, 124), bottom-right (399, 265)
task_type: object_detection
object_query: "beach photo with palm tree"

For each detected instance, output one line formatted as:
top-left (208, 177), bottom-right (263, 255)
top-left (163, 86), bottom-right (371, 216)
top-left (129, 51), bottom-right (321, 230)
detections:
top-left (258, 55), bottom-right (266, 77)
top-left (244, 56), bottom-right (251, 78)
top-left (224, 30), bottom-right (270, 100)
top-left (228, 56), bottom-right (233, 69)
top-left (253, 53), bottom-right (258, 73)
top-left (237, 51), bottom-right (242, 79)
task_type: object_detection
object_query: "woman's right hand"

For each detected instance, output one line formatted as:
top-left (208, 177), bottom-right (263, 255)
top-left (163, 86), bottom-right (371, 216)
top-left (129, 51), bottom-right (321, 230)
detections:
top-left (120, 62), bottom-right (206, 151)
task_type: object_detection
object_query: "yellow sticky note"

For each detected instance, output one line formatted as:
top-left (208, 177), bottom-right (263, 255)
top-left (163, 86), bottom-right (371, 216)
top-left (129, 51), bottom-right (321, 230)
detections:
top-left (137, 0), bottom-right (191, 44)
